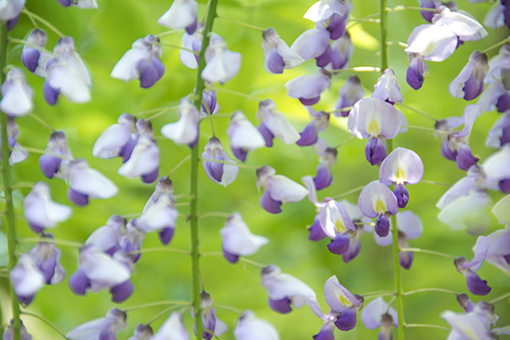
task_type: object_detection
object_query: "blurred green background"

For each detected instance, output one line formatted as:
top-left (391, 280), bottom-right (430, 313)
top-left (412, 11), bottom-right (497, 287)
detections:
top-left (0, 0), bottom-right (509, 339)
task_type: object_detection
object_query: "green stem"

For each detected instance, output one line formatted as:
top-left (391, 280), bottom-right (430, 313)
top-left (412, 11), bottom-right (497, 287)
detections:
top-left (361, 290), bottom-right (395, 297)
top-left (333, 136), bottom-right (355, 149)
top-left (481, 37), bottom-right (510, 54)
top-left (402, 125), bottom-right (448, 135)
top-left (21, 8), bottom-right (65, 37)
top-left (404, 324), bottom-right (450, 331)
top-left (207, 86), bottom-right (262, 102)
top-left (7, 38), bottom-right (55, 56)
top-left (130, 247), bottom-right (191, 256)
top-left (190, 1), bottom-right (219, 338)
top-left (133, 106), bottom-right (178, 117)
top-left (155, 30), bottom-right (184, 38)
top-left (167, 155), bottom-right (192, 178)
top-left (156, 41), bottom-right (199, 55)
top-left (332, 185), bottom-right (365, 200)
top-left (420, 179), bottom-right (452, 187)
top-left (200, 252), bottom-right (266, 268)
top-left (213, 305), bottom-right (243, 314)
top-left (17, 237), bottom-right (83, 248)
top-left (400, 247), bottom-right (456, 259)
top-left (20, 311), bottom-right (68, 339)
top-left (28, 113), bottom-right (54, 131)
top-left (380, 0), bottom-right (388, 72)
top-left (123, 300), bottom-right (190, 312)
top-left (147, 305), bottom-right (188, 325)
top-left (0, 22), bottom-right (20, 340)
top-left (345, 18), bottom-right (380, 24)
top-left (490, 291), bottom-right (510, 304)
top-left (216, 15), bottom-right (265, 31)
top-left (386, 41), bottom-right (408, 48)
top-left (394, 103), bottom-right (437, 121)
top-left (197, 211), bottom-right (231, 219)
top-left (387, 6), bottom-right (437, 12)
top-left (404, 288), bottom-right (459, 296)
top-left (146, 108), bottom-right (176, 121)
top-left (330, 66), bottom-right (381, 74)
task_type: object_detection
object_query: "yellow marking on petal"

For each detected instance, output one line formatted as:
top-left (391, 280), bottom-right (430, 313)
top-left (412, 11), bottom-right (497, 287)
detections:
top-left (367, 118), bottom-right (380, 135)
top-left (375, 198), bottom-right (386, 214)
top-left (338, 291), bottom-right (353, 307)
top-left (335, 219), bottom-right (347, 233)
top-left (395, 166), bottom-right (406, 182)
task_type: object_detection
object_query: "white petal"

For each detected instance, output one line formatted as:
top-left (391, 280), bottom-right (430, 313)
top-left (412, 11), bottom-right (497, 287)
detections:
top-left (48, 66), bottom-right (90, 103)
top-left (69, 161), bottom-right (118, 199)
top-left (268, 175), bottom-right (308, 203)
top-left (157, 0), bottom-right (197, 30)
top-left (438, 191), bottom-right (491, 232)
top-left (220, 213), bottom-right (269, 256)
top-left (234, 311), bottom-right (280, 340)
top-left (405, 24), bottom-right (457, 62)
top-left (291, 28), bottom-right (330, 60)
top-left (111, 48), bottom-right (148, 82)
top-left (227, 111), bottom-right (266, 150)
top-left (81, 247), bottom-right (130, 286)
top-left (139, 195), bottom-right (178, 231)
top-left (433, 7), bottom-right (488, 41)
top-left (9, 254), bottom-right (44, 296)
top-left (152, 313), bottom-right (189, 340)
top-left (118, 136), bottom-right (159, 178)
top-left (492, 195), bottom-right (510, 225)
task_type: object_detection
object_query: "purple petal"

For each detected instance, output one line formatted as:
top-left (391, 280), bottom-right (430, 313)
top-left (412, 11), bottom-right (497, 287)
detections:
top-left (268, 297), bottom-right (292, 314)
top-left (257, 122), bottom-right (274, 147)
top-left (68, 268), bottom-right (91, 295)
top-left (18, 294), bottom-right (34, 306)
top-left (335, 307), bottom-right (357, 331)
top-left (465, 270), bottom-right (491, 296)
top-left (185, 17), bottom-right (198, 35)
top-left (327, 12), bottom-right (346, 40)
top-left (497, 93), bottom-right (510, 112)
top-left (6, 15), bottom-right (19, 31)
top-left (138, 57), bottom-right (165, 88)
top-left (375, 214), bottom-right (390, 237)
top-left (141, 167), bottom-right (159, 183)
top-left (222, 247), bottom-right (239, 264)
top-left (342, 238), bottom-right (361, 263)
top-left (38, 155), bottom-right (62, 179)
top-left (21, 48), bottom-right (40, 73)
top-left (231, 147), bottom-right (248, 162)
top-left (296, 121), bottom-right (319, 146)
top-left (158, 227), bottom-right (174, 245)
top-left (110, 280), bottom-right (134, 303)
top-left (205, 160), bottom-right (224, 182)
top-left (456, 145), bottom-right (479, 171)
top-left (463, 73), bottom-right (485, 101)
top-left (315, 45), bottom-right (333, 68)
top-left (313, 322), bottom-right (335, 340)
top-left (441, 138), bottom-right (458, 161)
top-left (67, 188), bottom-right (89, 207)
top-left (260, 190), bottom-right (282, 214)
top-left (365, 137), bottom-right (387, 165)
top-left (119, 137), bottom-right (138, 163)
top-left (57, 0), bottom-right (72, 6)
top-left (420, 0), bottom-right (436, 22)
top-left (43, 80), bottom-right (59, 105)
top-left (393, 184), bottom-right (409, 208)
top-left (406, 55), bottom-right (428, 90)
top-left (499, 179), bottom-right (510, 193)
top-left (309, 215), bottom-right (328, 241)
top-left (399, 249), bottom-right (414, 269)
top-left (300, 96), bottom-right (321, 106)
top-left (266, 49), bottom-right (285, 74)
top-left (327, 234), bottom-right (351, 255)
top-left (314, 163), bottom-right (333, 191)
top-left (28, 223), bottom-right (44, 234)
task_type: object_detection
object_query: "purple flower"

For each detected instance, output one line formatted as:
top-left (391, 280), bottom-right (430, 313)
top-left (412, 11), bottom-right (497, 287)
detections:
top-left (304, 0), bottom-right (349, 40)
top-left (256, 99), bottom-right (300, 145)
top-left (483, 226), bottom-right (510, 275)
top-left (201, 87), bottom-right (220, 116)
top-left (67, 308), bottom-right (127, 340)
top-left (23, 182), bottom-right (72, 233)
top-left (358, 180), bottom-right (399, 237)
top-left (286, 69), bottom-right (331, 105)
top-left (158, 0), bottom-right (197, 34)
top-left (136, 177), bottom-right (178, 245)
top-left (93, 113), bottom-right (137, 159)
top-left (43, 36), bottom-right (91, 105)
top-left (234, 311), bottom-right (280, 340)
top-left (29, 234), bottom-right (66, 285)
top-left (39, 130), bottom-right (73, 180)
top-left (361, 297), bottom-right (398, 340)
top-left (379, 147), bottom-right (424, 208)
top-left (0, 117), bottom-right (27, 165)
top-left (197, 292), bottom-right (227, 340)
top-left (118, 119), bottom-right (159, 183)
top-left (260, 264), bottom-right (316, 314)
top-left (2, 320), bottom-right (32, 340)
top-left (405, 24), bottom-right (458, 62)
top-left (180, 26), bottom-right (202, 69)
top-left (21, 29), bottom-right (51, 77)
top-left (441, 308), bottom-right (495, 339)
top-left (128, 324), bottom-right (153, 340)
top-left (323, 276), bottom-right (363, 331)
top-left (372, 69), bottom-right (403, 104)
top-left (67, 159), bottom-right (118, 206)
top-left (161, 97), bottom-right (199, 146)
top-left (334, 75), bottom-right (364, 117)
top-left (432, 6), bottom-right (488, 42)
top-left (486, 112), bottom-right (510, 148)
top-left (406, 53), bottom-right (428, 90)
top-left (9, 254), bottom-right (44, 305)
top-left (220, 212), bottom-right (268, 264)
top-left (0, 0), bottom-right (24, 22)
top-left (111, 35), bottom-right (165, 88)
top-left (202, 137), bottom-right (239, 187)
top-left (0, 68), bottom-right (33, 116)
top-left (449, 51), bottom-right (488, 101)
top-left (291, 27), bottom-right (330, 61)
top-left (202, 34), bottom-right (241, 84)
top-left (227, 111), bottom-right (265, 162)
top-left (296, 108), bottom-right (329, 147)
top-left (318, 200), bottom-right (355, 255)
top-left (455, 255), bottom-right (491, 295)
top-left (152, 313), bottom-right (189, 340)
top-left (348, 97), bottom-right (401, 165)
top-left (55, 0), bottom-right (98, 8)
top-left (85, 215), bottom-right (127, 255)
top-left (256, 165), bottom-right (308, 214)
top-left (312, 139), bottom-right (337, 190)
top-left (480, 144), bottom-right (510, 192)
top-left (322, 32), bottom-right (353, 70)
top-left (262, 28), bottom-right (304, 74)
top-left (484, 1), bottom-right (507, 29)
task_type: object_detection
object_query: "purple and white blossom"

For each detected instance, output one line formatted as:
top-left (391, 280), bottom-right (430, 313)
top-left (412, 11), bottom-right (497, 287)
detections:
top-left (67, 308), bottom-right (127, 340)
top-left (234, 311), bottom-right (280, 340)
top-left (256, 165), bottom-right (308, 214)
top-left (227, 111), bottom-right (265, 161)
top-left (432, 6), bottom-right (488, 42)
top-left (348, 97), bottom-right (401, 165)
top-left (2, 320), bottom-right (32, 340)
top-left (256, 99), bottom-right (300, 145)
top-left (158, 0), bottom-right (197, 34)
top-left (312, 139), bottom-right (337, 190)
top-left (111, 35), bottom-right (165, 89)
top-left (0, 116), bottom-right (26, 164)
top-left (291, 26), bottom-right (330, 61)
top-left (28, 235), bottom-right (66, 288)
top-left (322, 32), bottom-right (353, 70)
top-left (23, 182), bottom-right (72, 233)
top-left (161, 97), bottom-right (199, 147)
top-left (260, 264), bottom-right (316, 314)
top-left (322, 276), bottom-right (363, 331)
top-left (128, 324), bottom-right (153, 340)
top-left (296, 108), bottom-right (329, 147)
top-left (202, 137), bottom-right (239, 187)
top-left (405, 24), bottom-right (458, 62)
top-left (56, 0), bottom-right (98, 8)
top-left (486, 112), bottom-right (510, 148)
top-left (0, 68), bottom-right (33, 116)
top-left (0, 0), bottom-right (24, 27)
top-left (180, 26), bottom-right (202, 69)
top-left (319, 200), bottom-right (356, 255)
top-left (480, 144), bottom-right (510, 192)
top-left (220, 212), bottom-right (269, 263)
top-left (406, 53), bottom-right (428, 90)
top-left (262, 28), bottom-right (304, 74)
top-left (358, 180), bottom-right (399, 237)
top-left (304, 0), bottom-right (349, 40)
top-left (483, 1), bottom-right (507, 29)
top-left (379, 147), bottom-right (424, 208)
top-left (21, 29), bottom-right (51, 77)
top-left (202, 34), bottom-right (241, 84)
top-left (197, 292), bottom-right (227, 340)
top-left (449, 51), bottom-right (488, 101)
top-left (201, 87), bottom-right (220, 116)
top-left (152, 313), bottom-right (189, 340)
top-left (361, 297), bottom-right (398, 340)
top-left (334, 75), bottom-right (364, 117)
top-left (441, 307), bottom-right (496, 339)
top-left (92, 113), bottom-right (137, 159)
top-left (285, 69), bottom-right (331, 106)
top-left (9, 254), bottom-right (44, 305)
top-left (39, 130), bottom-right (73, 180)
top-left (43, 36), bottom-right (91, 105)
top-left (372, 69), bottom-right (403, 104)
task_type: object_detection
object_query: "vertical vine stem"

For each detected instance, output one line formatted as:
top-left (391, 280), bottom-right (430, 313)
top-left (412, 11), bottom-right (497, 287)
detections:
top-left (190, 0), bottom-right (219, 338)
top-left (0, 22), bottom-right (21, 340)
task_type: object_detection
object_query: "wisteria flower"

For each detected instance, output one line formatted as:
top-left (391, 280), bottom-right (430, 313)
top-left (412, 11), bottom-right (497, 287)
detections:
top-left (227, 111), bottom-right (266, 161)
top-left (405, 24), bottom-right (457, 62)
top-left (256, 165), bottom-right (308, 214)
top-left (158, 0), bottom-right (197, 34)
top-left (372, 69), bottom-right (403, 104)
top-left (197, 292), bottom-right (227, 340)
top-left (220, 212), bottom-right (269, 263)
top-left (92, 113), bottom-right (137, 159)
top-left (361, 297), bottom-right (398, 340)
top-left (180, 25), bottom-right (202, 69)
top-left (262, 28), bottom-right (304, 74)
top-left (256, 99), bottom-right (300, 146)
top-left (484, 226), bottom-right (510, 275)
top-left (441, 308), bottom-right (495, 339)
top-left (319, 200), bottom-right (356, 255)
top-left (2, 320), bottom-right (32, 340)
top-left (23, 182), bottom-right (72, 233)
top-left (234, 311), bottom-right (280, 340)
top-left (432, 6), bottom-right (488, 42)
top-left (111, 34), bottom-right (165, 88)
top-left (260, 264), bottom-right (316, 313)
top-left (358, 180), bottom-right (399, 237)
top-left (84, 215), bottom-right (127, 255)
top-left (348, 97), bottom-right (401, 165)
top-left (486, 112), bottom-right (510, 148)
top-left (161, 97), bottom-right (199, 146)
top-left (312, 139), bottom-right (337, 190)
top-left (319, 32), bottom-right (353, 70)
top-left (379, 147), bottom-right (424, 208)
top-left (128, 324), bottom-right (153, 340)
top-left (322, 276), bottom-right (363, 331)
top-left (43, 36), bottom-right (91, 105)
top-left (0, 116), bottom-right (27, 165)
top-left (304, 0), bottom-right (349, 39)
top-left (152, 313), bottom-right (189, 340)
top-left (29, 235), bottom-right (66, 287)
top-left (39, 130), bottom-right (73, 180)
top-left (291, 26), bottom-right (330, 61)
top-left (0, 0), bottom-right (24, 25)
top-left (406, 53), bottom-right (428, 90)
top-left (483, 1), bottom-right (507, 29)
top-left (296, 107), bottom-right (329, 147)
top-left (21, 29), bottom-right (51, 77)
top-left (202, 137), bottom-right (239, 187)
top-left (201, 86), bottom-right (220, 116)
top-left (286, 69), bottom-right (331, 105)
top-left (0, 68), bottom-right (33, 116)
top-left (56, 0), bottom-right (98, 8)
top-left (480, 144), bottom-right (510, 192)
top-left (67, 308), bottom-right (127, 340)
top-left (201, 34), bottom-right (241, 84)
top-left (334, 75), bottom-right (364, 117)
top-left (9, 254), bottom-right (44, 305)
top-left (449, 51), bottom-right (488, 101)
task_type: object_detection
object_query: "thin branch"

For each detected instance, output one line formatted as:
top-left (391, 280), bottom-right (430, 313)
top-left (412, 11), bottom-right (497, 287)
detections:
top-left (17, 237), bottom-right (83, 248)
top-left (332, 185), bottom-right (365, 200)
top-left (130, 247), bottom-right (191, 256)
top-left (167, 155), bottom-right (191, 178)
top-left (21, 8), bottom-right (64, 37)
top-left (123, 300), bottom-right (190, 312)
top-left (208, 86), bottom-right (262, 102)
top-left (404, 323), bottom-right (450, 331)
top-left (216, 15), bottom-right (265, 31)
top-left (197, 211), bottom-right (231, 219)
top-left (404, 288), bottom-right (459, 296)
top-left (400, 247), bottom-right (456, 259)
top-left (20, 311), bottom-right (68, 339)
